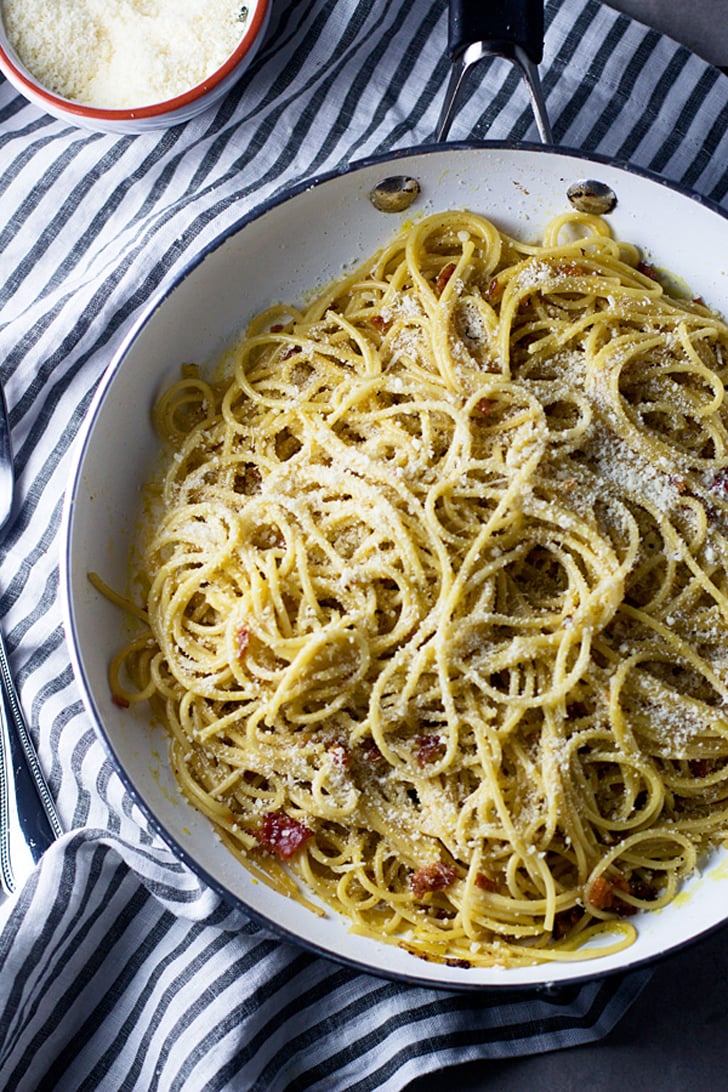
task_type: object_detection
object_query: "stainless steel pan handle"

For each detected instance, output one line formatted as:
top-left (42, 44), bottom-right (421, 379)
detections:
top-left (437, 0), bottom-right (553, 144)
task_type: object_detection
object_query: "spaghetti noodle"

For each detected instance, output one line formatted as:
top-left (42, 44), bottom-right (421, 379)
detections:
top-left (106, 209), bottom-right (728, 967)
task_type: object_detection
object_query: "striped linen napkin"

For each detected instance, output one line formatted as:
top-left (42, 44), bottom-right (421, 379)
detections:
top-left (2, 1), bottom-right (728, 1088)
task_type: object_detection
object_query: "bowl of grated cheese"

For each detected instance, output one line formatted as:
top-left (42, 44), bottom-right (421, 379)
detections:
top-left (0, 0), bottom-right (270, 132)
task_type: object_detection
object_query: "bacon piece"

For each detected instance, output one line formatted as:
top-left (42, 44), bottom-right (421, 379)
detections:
top-left (709, 469), bottom-right (728, 498)
top-left (553, 906), bottom-right (585, 939)
top-left (487, 277), bottom-right (503, 302)
top-left (329, 742), bottom-right (351, 768)
top-left (475, 872), bottom-right (498, 893)
top-left (370, 314), bottom-right (392, 332)
top-left (253, 812), bottom-right (313, 860)
top-left (360, 740), bottom-right (385, 765)
top-left (111, 693), bottom-right (130, 709)
top-left (270, 324), bottom-right (285, 332)
top-left (436, 262), bottom-right (457, 295)
top-left (476, 397), bottom-right (493, 416)
top-left (588, 874), bottom-right (617, 910)
top-left (637, 261), bottom-right (659, 281)
top-left (411, 862), bottom-right (458, 900)
top-left (416, 733), bottom-right (443, 766)
top-left (446, 958), bottom-right (472, 968)
top-left (236, 625), bottom-right (250, 658)
top-left (588, 871), bottom-right (655, 915)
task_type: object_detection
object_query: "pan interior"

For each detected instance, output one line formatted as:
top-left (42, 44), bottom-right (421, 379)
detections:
top-left (62, 145), bottom-right (728, 988)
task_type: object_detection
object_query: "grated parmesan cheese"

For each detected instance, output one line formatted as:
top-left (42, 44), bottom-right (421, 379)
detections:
top-left (2, 0), bottom-right (252, 109)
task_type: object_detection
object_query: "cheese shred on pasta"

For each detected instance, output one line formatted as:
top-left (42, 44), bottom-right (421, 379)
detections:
top-left (106, 209), bottom-right (728, 967)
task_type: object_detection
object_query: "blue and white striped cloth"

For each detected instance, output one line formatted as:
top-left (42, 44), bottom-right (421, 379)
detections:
top-left (2, 2), bottom-right (728, 1088)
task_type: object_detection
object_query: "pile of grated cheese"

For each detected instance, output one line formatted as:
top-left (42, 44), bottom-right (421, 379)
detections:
top-left (2, 0), bottom-right (251, 109)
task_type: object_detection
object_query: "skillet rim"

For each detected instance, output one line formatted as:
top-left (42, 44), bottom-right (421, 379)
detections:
top-left (60, 138), bottom-right (728, 992)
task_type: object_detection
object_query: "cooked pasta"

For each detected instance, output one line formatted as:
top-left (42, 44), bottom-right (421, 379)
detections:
top-left (104, 208), bottom-right (728, 967)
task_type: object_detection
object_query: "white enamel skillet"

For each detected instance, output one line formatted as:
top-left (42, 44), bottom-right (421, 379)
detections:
top-left (61, 1), bottom-right (728, 989)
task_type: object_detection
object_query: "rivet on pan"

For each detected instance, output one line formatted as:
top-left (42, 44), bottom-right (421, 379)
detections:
top-left (566, 179), bottom-right (618, 215)
top-left (369, 176), bottom-right (421, 213)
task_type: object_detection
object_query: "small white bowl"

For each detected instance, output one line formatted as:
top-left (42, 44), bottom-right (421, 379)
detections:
top-left (0, 1), bottom-right (270, 133)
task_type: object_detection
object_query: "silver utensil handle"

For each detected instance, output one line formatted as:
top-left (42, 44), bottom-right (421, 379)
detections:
top-left (437, 0), bottom-right (553, 144)
top-left (0, 624), bottom-right (62, 896)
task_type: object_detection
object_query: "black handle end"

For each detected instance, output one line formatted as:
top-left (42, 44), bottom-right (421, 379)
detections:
top-left (448, 0), bottom-right (544, 65)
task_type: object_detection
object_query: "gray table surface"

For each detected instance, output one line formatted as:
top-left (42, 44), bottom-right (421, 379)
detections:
top-left (605, 0), bottom-right (728, 66)
top-left (407, 921), bottom-right (728, 1090)
top-left (407, 4), bottom-right (728, 1089)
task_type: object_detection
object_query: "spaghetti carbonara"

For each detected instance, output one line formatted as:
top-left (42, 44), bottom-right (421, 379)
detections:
top-left (104, 209), bottom-right (728, 967)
